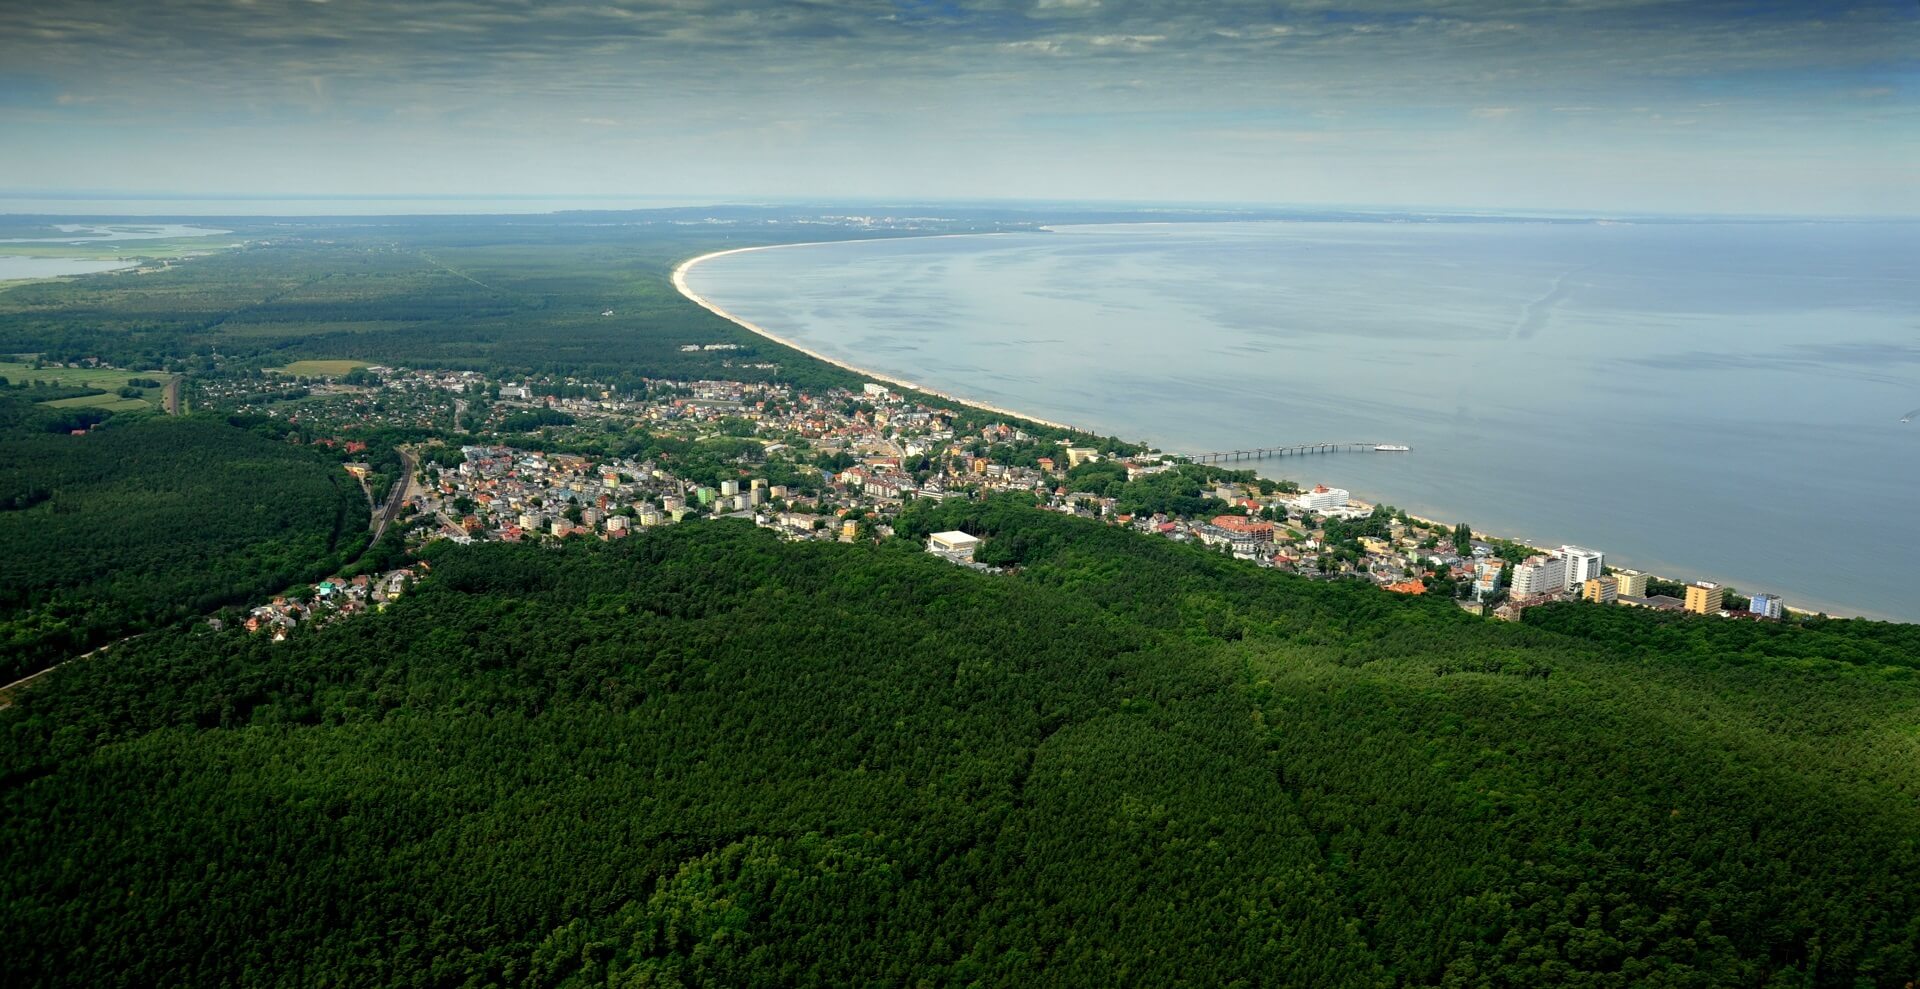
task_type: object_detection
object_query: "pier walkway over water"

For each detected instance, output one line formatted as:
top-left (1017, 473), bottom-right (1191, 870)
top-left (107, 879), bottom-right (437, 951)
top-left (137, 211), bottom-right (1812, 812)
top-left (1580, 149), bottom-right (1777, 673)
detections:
top-left (1187, 442), bottom-right (1406, 464)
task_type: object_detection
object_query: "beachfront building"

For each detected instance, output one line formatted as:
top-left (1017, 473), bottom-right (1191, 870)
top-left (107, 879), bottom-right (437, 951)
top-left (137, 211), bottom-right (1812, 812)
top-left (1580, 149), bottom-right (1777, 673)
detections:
top-left (1211, 515), bottom-right (1275, 544)
top-left (1684, 581), bottom-right (1725, 615)
top-left (1561, 546), bottom-right (1606, 588)
top-left (1512, 554), bottom-right (1568, 598)
top-left (1750, 593), bottom-right (1785, 619)
top-left (1583, 575), bottom-right (1619, 604)
top-left (1611, 568), bottom-right (1649, 598)
top-left (1472, 558), bottom-right (1505, 600)
top-left (1296, 485), bottom-right (1351, 513)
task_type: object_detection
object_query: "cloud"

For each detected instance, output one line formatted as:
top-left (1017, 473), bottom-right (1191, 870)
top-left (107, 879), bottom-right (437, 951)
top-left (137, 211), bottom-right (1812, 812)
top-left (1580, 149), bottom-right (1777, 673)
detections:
top-left (0, 0), bottom-right (1912, 213)
top-left (1001, 39), bottom-right (1065, 55)
top-left (1085, 34), bottom-right (1165, 52)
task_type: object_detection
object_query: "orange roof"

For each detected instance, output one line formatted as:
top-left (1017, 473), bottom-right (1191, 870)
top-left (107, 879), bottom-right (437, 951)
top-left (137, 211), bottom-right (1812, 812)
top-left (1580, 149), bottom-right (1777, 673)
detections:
top-left (1385, 580), bottom-right (1427, 595)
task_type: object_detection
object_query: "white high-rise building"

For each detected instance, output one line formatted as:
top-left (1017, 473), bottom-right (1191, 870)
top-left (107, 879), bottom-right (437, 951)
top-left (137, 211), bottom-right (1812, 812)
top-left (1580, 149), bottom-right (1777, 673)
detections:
top-left (1512, 554), bottom-right (1568, 598)
top-left (1561, 546), bottom-right (1605, 588)
top-left (1750, 593), bottom-right (1784, 619)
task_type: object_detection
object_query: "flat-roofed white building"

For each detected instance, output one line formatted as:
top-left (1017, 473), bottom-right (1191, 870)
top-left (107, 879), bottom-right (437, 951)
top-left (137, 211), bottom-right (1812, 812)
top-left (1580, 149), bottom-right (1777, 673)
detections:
top-left (1512, 554), bottom-right (1568, 597)
top-left (1561, 546), bottom-right (1605, 587)
top-left (1296, 485), bottom-right (1350, 513)
top-left (926, 530), bottom-right (981, 561)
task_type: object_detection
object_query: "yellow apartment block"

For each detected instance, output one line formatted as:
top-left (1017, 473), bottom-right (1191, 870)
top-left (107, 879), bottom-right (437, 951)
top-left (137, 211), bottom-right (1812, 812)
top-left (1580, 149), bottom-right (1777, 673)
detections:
top-left (1684, 581), bottom-right (1724, 615)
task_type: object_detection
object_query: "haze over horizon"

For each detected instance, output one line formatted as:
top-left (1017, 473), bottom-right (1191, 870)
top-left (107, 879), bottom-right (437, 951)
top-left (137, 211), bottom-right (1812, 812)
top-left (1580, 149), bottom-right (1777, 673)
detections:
top-left (2, 0), bottom-right (1914, 216)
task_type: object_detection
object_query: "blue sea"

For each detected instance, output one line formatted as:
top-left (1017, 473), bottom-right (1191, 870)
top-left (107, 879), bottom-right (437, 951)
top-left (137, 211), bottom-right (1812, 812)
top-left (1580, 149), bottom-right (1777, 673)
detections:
top-left (686, 220), bottom-right (1920, 621)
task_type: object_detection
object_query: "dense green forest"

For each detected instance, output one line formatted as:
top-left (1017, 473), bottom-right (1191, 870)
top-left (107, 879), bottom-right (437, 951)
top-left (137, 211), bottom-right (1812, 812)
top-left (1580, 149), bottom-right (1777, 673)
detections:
top-left (4, 503), bottom-right (1916, 987)
top-left (0, 212), bottom-right (1007, 392)
top-left (0, 396), bottom-right (365, 682)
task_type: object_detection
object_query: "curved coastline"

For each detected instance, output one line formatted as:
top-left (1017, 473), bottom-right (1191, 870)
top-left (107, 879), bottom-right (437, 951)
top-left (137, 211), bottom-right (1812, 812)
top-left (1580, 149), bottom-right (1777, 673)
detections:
top-left (673, 236), bottom-right (1087, 435)
top-left (672, 236), bottom-right (1880, 622)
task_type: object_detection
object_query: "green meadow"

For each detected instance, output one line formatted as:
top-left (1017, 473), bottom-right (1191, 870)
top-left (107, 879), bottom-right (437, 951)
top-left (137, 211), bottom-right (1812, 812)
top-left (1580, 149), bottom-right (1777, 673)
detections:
top-left (0, 360), bottom-right (175, 411)
top-left (272, 359), bottom-right (371, 377)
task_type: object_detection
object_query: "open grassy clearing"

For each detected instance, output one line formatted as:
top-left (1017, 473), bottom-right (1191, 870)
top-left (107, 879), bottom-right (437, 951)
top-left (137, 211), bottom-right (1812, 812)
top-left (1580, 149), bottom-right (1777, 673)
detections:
top-left (272, 359), bottom-right (372, 377)
top-left (38, 394), bottom-right (151, 412)
top-left (0, 361), bottom-right (175, 410)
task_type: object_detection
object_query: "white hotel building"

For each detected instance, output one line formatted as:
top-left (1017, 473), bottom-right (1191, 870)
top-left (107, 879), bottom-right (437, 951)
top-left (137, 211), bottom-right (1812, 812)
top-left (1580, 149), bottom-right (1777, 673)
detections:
top-left (1295, 485), bottom-right (1351, 513)
top-left (1561, 546), bottom-right (1606, 588)
top-left (1512, 554), bottom-right (1569, 598)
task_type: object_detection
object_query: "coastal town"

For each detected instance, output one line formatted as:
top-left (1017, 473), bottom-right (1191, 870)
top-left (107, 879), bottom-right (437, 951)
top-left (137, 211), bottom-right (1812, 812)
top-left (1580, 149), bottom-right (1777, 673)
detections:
top-left (210, 361), bottom-right (1795, 638)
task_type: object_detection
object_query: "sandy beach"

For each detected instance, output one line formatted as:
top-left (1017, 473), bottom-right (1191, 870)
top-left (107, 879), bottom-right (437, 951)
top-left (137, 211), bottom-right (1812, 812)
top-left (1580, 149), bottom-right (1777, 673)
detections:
top-left (673, 238), bottom-right (1090, 435)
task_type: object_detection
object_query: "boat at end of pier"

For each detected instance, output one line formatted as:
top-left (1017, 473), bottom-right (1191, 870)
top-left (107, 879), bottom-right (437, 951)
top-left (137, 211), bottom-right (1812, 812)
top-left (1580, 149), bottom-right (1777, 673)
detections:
top-left (1374, 444), bottom-right (1411, 452)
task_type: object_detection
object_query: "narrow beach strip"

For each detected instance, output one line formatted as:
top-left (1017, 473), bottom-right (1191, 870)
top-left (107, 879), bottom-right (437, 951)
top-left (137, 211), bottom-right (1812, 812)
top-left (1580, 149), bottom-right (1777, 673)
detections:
top-left (673, 238), bottom-right (1089, 435)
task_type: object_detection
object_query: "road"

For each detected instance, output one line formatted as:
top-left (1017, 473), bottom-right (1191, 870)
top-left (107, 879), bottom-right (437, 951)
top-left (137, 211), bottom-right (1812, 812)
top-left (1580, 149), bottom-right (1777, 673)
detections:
top-left (369, 449), bottom-right (418, 545)
top-left (0, 635), bottom-right (140, 710)
top-left (162, 376), bottom-right (183, 414)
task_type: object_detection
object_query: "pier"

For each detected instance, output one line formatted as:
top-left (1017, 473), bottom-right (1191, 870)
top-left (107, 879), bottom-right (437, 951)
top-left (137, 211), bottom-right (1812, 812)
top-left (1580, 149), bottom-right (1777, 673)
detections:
top-left (1187, 442), bottom-right (1405, 464)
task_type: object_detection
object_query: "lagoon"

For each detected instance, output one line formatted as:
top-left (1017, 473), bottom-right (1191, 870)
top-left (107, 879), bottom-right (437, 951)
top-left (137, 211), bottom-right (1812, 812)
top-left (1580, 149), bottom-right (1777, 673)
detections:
top-left (0, 257), bottom-right (144, 281)
top-left (686, 220), bottom-right (1920, 621)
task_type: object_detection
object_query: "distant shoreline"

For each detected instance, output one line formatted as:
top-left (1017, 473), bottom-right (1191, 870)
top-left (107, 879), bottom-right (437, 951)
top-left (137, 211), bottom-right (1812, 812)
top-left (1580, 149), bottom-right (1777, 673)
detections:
top-left (674, 237), bottom-right (1090, 434)
top-left (672, 236), bottom-right (1884, 623)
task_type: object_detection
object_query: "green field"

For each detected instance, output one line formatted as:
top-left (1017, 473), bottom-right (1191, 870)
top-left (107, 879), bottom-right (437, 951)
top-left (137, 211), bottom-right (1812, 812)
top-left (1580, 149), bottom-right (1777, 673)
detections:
top-left (38, 394), bottom-right (150, 412)
top-left (0, 360), bottom-right (174, 410)
top-left (273, 359), bottom-right (370, 377)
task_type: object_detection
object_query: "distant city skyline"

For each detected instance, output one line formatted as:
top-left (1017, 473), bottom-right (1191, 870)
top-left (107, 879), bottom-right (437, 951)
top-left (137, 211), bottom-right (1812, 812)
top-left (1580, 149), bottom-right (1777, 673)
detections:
top-left (2, 0), bottom-right (1914, 215)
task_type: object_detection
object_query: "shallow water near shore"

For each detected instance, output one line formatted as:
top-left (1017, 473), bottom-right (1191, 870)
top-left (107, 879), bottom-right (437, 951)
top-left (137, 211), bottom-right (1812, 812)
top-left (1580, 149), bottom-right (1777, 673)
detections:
top-left (0, 256), bottom-right (140, 280)
top-left (687, 221), bottom-right (1920, 621)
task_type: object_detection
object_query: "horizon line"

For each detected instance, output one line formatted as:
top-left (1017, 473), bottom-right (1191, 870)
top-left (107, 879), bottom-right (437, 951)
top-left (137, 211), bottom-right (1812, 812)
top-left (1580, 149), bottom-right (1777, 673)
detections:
top-left (0, 191), bottom-right (1912, 223)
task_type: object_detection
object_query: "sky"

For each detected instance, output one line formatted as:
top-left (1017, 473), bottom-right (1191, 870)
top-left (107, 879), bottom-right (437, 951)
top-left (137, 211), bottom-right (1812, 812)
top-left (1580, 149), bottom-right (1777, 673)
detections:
top-left (0, 0), bottom-right (1914, 215)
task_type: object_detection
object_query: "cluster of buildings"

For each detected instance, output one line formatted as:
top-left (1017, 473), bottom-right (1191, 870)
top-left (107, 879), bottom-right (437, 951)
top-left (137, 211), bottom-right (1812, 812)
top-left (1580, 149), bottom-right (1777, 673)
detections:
top-left (198, 366), bottom-right (463, 432)
top-left (417, 446), bottom-right (714, 542)
top-left (397, 379), bottom-right (1105, 547)
top-left (213, 564), bottom-right (426, 641)
top-left (1047, 479), bottom-right (1469, 589)
top-left (1495, 546), bottom-right (1787, 621)
top-left (196, 361), bottom-right (1797, 629)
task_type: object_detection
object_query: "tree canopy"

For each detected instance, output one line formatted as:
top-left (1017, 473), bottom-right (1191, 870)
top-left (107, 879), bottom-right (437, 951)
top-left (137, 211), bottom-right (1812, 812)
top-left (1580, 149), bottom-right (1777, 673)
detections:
top-left (4, 506), bottom-right (1917, 987)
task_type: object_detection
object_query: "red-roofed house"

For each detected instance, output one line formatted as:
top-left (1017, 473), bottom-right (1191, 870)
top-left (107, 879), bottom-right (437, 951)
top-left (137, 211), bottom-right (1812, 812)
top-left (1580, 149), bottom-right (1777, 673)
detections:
top-left (1211, 515), bottom-right (1275, 542)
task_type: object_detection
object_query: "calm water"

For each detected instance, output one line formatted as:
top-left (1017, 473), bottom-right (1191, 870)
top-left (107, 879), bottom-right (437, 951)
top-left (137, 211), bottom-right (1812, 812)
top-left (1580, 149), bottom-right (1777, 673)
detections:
top-left (0, 224), bottom-right (236, 280)
top-left (0, 196), bottom-right (700, 216)
top-left (0, 257), bottom-right (142, 280)
top-left (688, 221), bottom-right (1920, 621)
top-left (0, 223), bottom-right (231, 243)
